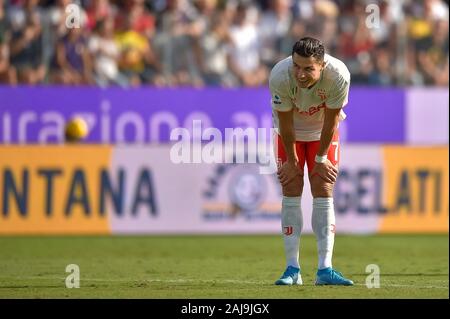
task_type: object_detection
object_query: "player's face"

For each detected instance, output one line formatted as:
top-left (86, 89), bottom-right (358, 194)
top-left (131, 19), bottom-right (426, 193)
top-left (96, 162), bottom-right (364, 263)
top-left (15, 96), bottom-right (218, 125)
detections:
top-left (292, 53), bottom-right (325, 88)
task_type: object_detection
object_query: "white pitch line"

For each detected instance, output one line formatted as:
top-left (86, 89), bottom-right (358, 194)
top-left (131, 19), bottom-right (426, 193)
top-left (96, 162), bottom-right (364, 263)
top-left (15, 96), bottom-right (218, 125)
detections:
top-left (350, 283), bottom-right (448, 289)
top-left (0, 276), bottom-right (448, 289)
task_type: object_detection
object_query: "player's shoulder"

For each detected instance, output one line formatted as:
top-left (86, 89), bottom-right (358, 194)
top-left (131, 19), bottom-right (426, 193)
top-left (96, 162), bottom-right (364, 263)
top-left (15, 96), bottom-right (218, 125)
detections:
top-left (322, 53), bottom-right (351, 86)
top-left (269, 56), bottom-right (292, 89)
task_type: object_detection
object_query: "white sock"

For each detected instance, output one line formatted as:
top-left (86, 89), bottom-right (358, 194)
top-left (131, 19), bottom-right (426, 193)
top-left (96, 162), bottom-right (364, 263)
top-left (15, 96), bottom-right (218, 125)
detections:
top-left (312, 197), bottom-right (335, 270)
top-left (281, 196), bottom-right (303, 269)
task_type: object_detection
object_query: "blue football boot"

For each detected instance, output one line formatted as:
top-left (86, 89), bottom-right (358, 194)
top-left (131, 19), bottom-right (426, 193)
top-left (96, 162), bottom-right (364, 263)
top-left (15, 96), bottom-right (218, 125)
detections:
top-left (315, 267), bottom-right (354, 286)
top-left (275, 266), bottom-right (303, 285)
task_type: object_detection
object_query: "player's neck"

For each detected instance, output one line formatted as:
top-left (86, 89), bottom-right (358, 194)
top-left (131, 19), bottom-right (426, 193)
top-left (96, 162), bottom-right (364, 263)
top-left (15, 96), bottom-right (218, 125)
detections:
top-left (306, 71), bottom-right (323, 90)
top-left (305, 79), bottom-right (319, 90)
top-left (307, 82), bottom-right (317, 90)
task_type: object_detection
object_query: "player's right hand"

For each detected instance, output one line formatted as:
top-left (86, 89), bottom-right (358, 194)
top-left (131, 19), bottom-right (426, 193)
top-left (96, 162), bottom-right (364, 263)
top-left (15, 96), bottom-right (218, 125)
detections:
top-left (311, 159), bottom-right (339, 184)
top-left (277, 161), bottom-right (303, 187)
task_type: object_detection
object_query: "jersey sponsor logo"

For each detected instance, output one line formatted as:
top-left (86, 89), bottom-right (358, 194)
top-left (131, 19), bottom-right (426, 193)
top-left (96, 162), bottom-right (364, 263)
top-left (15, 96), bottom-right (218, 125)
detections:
top-left (297, 102), bottom-right (326, 116)
top-left (283, 226), bottom-right (293, 235)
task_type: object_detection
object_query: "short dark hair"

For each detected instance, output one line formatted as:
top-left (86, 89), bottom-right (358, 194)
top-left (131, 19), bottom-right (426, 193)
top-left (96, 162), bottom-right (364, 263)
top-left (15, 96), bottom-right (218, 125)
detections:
top-left (292, 37), bottom-right (325, 62)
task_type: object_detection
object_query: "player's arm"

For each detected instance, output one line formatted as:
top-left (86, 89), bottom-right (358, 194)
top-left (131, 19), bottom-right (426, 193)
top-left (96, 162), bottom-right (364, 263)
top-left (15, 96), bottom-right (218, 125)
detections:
top-left (270, 70), bottom-right (303, 186)
top-left (312, 75), bottom-right (349, 183)
top-left (278, 109), bottom-right (297, 164)
top-left (312, 107), bottom-right (340, 183)
top-left (317, 107), bottom-right (340, 158)
top-left (277, 109), bottom-right (303, 186)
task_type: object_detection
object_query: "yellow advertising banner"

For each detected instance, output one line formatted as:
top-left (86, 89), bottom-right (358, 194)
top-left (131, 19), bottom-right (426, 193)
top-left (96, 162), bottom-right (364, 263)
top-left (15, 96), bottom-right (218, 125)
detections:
top-left (379, 147), bottom-right (449, 233)
top-left (0, 146), bottom-right (112, 234)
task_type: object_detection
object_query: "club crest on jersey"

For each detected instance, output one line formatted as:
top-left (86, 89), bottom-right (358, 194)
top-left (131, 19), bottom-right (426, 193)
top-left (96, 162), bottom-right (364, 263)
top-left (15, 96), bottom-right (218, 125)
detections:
top-left (317, 89), bottom-right (327, 101)
top-left (273, 94), bottom-right (282, 105)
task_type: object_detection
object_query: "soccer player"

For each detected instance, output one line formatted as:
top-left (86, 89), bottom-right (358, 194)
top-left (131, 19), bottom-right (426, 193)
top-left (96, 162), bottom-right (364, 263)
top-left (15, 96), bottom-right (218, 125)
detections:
top-left (270, 37), bottom-right (353, 286)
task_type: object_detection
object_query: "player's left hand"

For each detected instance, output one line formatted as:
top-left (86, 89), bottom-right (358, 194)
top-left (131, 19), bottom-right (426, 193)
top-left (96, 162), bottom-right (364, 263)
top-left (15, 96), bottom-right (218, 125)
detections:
top-left (311, 160), bottom-right (339, 183)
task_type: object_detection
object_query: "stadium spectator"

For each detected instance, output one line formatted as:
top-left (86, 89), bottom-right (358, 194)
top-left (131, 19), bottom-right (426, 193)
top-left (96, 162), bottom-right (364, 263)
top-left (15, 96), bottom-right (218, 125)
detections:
top-left (153, 0), bottom-right (203, 86)
top-left (115, 14), bottom-right (162, 86)
top-left (279, 18), bottom-right (305, 57)
top-left (258, 0), bottom-right (293, 68)
top-left (337, 1), bottom-right (376, 81)
top-left (1, 0), bottom-right (16, 84)
top-left (48, 0), bottom-right (84, 38)
top-left (89, 17), bottom-right (128, 86)
top-left (198, 10), bottom-right (234, 86)
top-left (0, 36), bottom-right (17, 84)
top-left (227, 2), bottom-right (267, 87)
top-left (314, 0), bottom-right (339, 48)
top-left (0, 0), bottom-right (6, 40)
top-left (50, 26), bottom-right (94, 84)
top-left (417, 19), bottom-right (449, 85)
top-left (9, 5), bottom-right (45, 84)
top-left (370, 45), bottom-right (395, 85)
top-left (114, 0), bottom-right (155, 38)
top-left (368, 0), bottom-right (395, 46)
top-left (85, 0), bottom-right (115, 31)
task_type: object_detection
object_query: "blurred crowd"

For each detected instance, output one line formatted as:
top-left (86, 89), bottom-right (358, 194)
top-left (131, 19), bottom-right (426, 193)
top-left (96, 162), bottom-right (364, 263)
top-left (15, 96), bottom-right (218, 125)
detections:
top-left (0, 0), bottom-right (448, 87)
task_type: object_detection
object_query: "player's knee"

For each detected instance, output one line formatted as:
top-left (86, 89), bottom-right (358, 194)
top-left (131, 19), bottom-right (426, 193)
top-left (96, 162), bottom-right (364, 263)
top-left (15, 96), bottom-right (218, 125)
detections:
top-left (310, 175), bottom-right (334, 198)
top-left (282, 176), bottom-right (303, 197)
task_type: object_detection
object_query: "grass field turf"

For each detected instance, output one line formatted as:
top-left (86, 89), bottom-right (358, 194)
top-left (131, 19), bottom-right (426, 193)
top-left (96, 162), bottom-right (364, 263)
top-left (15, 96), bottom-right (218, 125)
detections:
top-left (0, 234), bottom-right (447, 298)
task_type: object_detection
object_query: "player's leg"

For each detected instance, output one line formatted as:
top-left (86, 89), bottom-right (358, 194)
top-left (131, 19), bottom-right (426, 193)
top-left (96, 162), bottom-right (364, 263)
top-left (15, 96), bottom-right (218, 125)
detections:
top-left (274, 134), bottom-right (305, 285)
top-left (306, 132), bottom-right (353, 286)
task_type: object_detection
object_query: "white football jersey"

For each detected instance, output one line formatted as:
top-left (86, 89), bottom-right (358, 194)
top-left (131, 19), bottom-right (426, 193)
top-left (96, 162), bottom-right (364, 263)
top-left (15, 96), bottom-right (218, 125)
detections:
top-left (269, 53), bottom-right (351, 141)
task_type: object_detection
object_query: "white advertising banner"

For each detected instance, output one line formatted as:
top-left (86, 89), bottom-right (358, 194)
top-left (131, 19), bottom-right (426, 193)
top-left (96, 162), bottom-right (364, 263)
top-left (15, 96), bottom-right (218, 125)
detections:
top-left (406, 88), bottom-right (449, 145)
top-left (109, 145), bottom-right (383, 234)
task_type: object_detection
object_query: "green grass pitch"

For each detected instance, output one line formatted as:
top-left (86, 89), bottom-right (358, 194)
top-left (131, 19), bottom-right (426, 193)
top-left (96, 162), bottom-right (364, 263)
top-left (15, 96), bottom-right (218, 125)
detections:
top-left (0, 234), bottom-right (447, 298)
